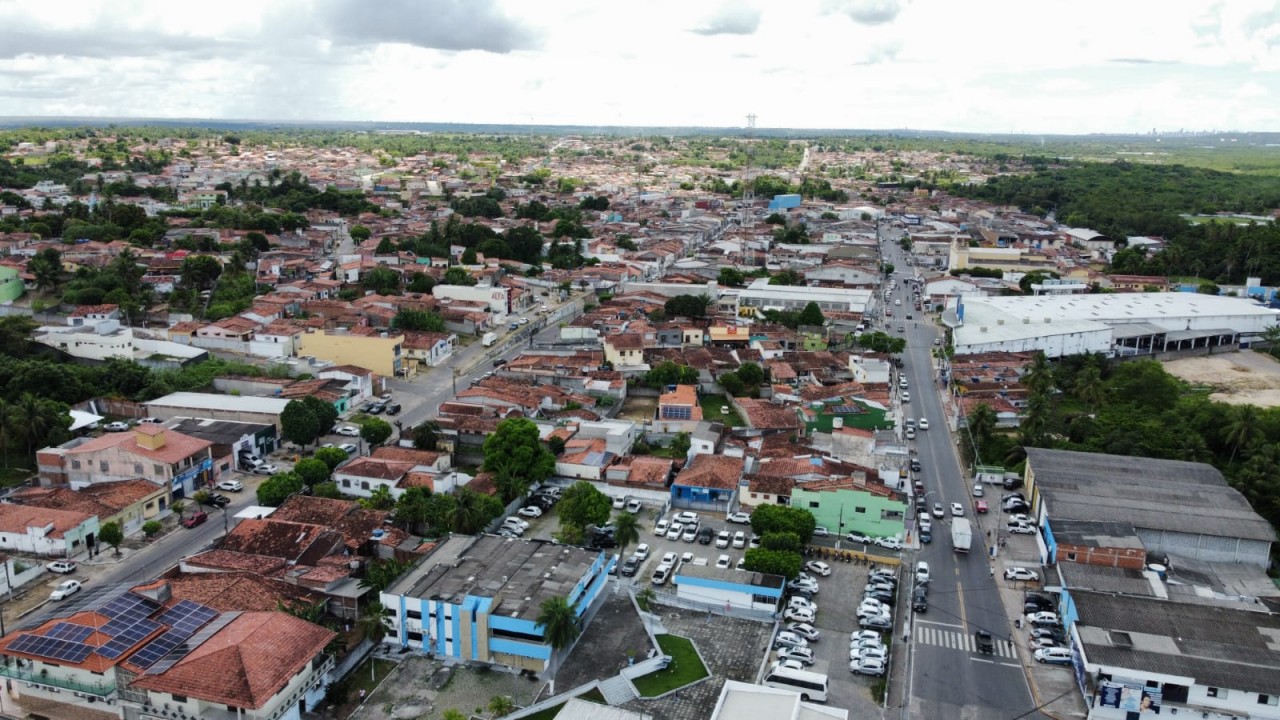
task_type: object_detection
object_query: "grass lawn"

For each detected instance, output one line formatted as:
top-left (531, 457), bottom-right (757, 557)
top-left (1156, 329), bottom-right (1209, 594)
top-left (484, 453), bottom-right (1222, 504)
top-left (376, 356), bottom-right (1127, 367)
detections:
top-left (645, 445), bottom-right (684, 459)
top-left (631, 635), bottom-right (708, 697)
top-left (699, 396), bottom-right (744, 427)
top-left (0, 466), bottom-right (33, 488)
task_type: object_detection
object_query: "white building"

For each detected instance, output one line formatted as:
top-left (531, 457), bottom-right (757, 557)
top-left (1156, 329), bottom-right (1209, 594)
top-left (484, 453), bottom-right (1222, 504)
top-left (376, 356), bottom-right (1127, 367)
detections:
top-left (949, 292), bottom-right (1280, 359)
top-left (144, 392), bottom-right (291, 429)
top-left (0, 504), bottom-right (98, 558)
top-left (673, 564), bottom-right (784, 612)
top-left (711, 679), bottom-right (848, 720)
top-left (35, 322), bottom-right (207, 367)
top-left (433, 284), bottom-right (511, 314)
top-left (736, 278), bottom-right (873, 314)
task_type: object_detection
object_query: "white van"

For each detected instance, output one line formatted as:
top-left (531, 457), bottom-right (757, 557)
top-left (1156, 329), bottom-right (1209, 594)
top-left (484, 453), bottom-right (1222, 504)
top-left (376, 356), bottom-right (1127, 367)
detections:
top-left (1033, 647), bottom-right (1072, 665)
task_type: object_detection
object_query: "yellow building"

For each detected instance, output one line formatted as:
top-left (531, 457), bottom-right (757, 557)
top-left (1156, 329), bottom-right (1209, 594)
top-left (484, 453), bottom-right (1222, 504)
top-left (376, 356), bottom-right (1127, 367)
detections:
top-left (297, 328), bottom-right (410, 378)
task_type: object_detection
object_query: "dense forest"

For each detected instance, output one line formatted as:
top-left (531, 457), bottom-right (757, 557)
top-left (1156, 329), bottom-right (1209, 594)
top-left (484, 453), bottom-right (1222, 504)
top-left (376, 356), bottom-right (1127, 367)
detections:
top-left (954, 162), bottom-right (1280, 285)
top-left (964, 354), bottom-right (1280, 536)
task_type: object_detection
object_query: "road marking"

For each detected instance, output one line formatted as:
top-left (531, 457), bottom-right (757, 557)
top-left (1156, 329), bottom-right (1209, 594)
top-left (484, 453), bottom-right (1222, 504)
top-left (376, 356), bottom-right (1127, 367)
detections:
top-left (913, 626), bottom-right (1018, 659)
top-left (916, 619), bottom-right (963, 629)
top-left (956, 581), bottom-right (968, 631)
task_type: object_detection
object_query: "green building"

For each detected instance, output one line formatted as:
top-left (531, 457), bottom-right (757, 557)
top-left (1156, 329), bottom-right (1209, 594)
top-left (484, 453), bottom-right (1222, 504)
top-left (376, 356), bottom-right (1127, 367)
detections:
top-left (0, 266), bottom-right (24, 304)
top-left (791, 483), bottom-right (906, 541)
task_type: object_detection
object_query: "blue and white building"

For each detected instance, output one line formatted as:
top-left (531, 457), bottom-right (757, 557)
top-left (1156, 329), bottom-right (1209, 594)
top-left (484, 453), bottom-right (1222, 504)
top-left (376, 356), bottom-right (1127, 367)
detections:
top-left (674, 564), bottom-right (785, 612)
top-left (380, 535), bottom-right (611, 673)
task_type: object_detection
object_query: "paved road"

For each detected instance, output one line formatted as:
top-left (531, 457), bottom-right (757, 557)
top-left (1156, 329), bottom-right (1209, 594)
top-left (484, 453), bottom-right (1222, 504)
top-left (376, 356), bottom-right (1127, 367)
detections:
top-left (878, 229), bottom-right (1042, 720)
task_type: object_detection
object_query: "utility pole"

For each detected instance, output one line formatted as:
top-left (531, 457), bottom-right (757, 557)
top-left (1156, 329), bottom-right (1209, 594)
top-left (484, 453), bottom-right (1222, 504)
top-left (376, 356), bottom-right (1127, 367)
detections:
top-left (742, 113), bottom-right (757, 227)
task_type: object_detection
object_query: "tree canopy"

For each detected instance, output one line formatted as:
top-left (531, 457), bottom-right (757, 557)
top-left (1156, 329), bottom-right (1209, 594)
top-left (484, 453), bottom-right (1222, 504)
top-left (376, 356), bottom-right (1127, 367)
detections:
top-left (482, 418), bottom-right (556, 503)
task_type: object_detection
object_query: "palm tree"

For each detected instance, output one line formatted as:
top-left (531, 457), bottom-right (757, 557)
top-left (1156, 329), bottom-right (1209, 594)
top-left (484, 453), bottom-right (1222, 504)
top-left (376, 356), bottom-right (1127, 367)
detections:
top-left (12, 393), bottom-right (55, 457)
top-left (356, 599), bottom-right (389, 644)
top-left (1263, 325), bottom-right (1280, 359)
top-left (535, 596), bottom-right (581, 650)
top-left (448, 488), bottom-right (488, 534)
top-left (613, 512), bottom-right (640, 558)
top-left (1022, 352), bottom-right (1054, 396)
top-left (635, 587), bottom-right (656, 612)
top-left (966, 403), bottom-right (997, 448)
top-left (1073, 365), bottom-right (1106, 411)
top-left (488, 695), bottom-right (516, 718)
top-left (1224, 405), bottom-right (1263, 465)
top-left (0, 398), bottom-right (14, 469)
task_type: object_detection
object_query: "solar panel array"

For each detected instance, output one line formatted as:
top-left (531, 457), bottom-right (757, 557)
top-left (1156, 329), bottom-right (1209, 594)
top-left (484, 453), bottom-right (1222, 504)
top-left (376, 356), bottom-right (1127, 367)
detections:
top-left (148, 611), bottom-right (240, 675)
top-left (8, 634), bottom-right (93, 664)
top-left (97, 619), bottom-right (161, 659)
top-left (46, 622), bottom-right (95, 642)
top-left (132, 600), bottom-right (219, 670)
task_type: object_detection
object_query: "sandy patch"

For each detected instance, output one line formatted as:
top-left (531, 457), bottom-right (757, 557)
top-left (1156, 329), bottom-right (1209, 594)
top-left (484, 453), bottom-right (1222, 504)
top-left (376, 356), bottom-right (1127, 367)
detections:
top-left (1163, 352), bottom-right (1280, 408)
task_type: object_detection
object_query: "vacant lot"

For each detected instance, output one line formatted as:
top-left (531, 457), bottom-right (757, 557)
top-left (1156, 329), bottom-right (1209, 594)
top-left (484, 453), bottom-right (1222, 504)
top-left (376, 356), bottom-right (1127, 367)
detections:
top-left (1164, 352), bottom-right (1280, 408)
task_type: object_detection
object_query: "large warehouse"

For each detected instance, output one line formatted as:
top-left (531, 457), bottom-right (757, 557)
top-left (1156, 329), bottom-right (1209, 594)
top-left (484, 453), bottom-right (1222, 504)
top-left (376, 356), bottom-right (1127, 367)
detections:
top-left (1024, 448), bottom-right (1275, 569)
top-left (948, 292), bottom-right (1279, 358)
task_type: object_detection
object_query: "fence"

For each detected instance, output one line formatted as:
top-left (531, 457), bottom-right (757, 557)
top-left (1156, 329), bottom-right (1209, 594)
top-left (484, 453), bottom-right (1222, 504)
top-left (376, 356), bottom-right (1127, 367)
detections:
top-left (645, 586), bottom-right (778, 624)
top-left (326, 637), bottom-right (375, 685)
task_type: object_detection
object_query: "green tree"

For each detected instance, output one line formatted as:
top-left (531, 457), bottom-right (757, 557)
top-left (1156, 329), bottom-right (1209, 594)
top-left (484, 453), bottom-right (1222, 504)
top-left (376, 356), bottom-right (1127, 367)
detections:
top-left (768, 269), bottom-right (805, 286)
top-left (557, 481), bottom-right (612, 531)
top-left (360, 485), bottom-right (396, 510)
top-left (359, 558), bottom-right (411, 593)
top-left (742, 547), bottom-right (803, 579)
top-left (315, 446), bottom-right (349, 470)
top-left (99, 521), bottom-right (124, 557)
top-left (313, 482), bottom-right (342, 499)
top-left (663, 294), bottom-right (711, 318)
top-left (443, 266), bottom-right (476, 286)
top-left (411, 421), bottom-right (440, 451)
top-left (280, 400), bottom-right (321, 448)
top-left (362, 266), bottom-right (401, 295)
top-left (760, 531), bottom-right (801, 553)
top-left (488, 695), bottom-right (517, 718)
top-left (1021, 352), bottom-right (1055, 396)
top-left (482, 418), bottom-right (556, 503)
top-left (736, 362), bottom-right (765, 387)
top-left (349, 225), bottom-right (371, 242)
top-left (749, 504), bottom-right (816, 544)
top-left (797, 302), bottom-right (825, 327)
top-left (180, 254), bottom-right (223, 290)
top-left (293, 457), bottom-right (331, 486)
top-left (392, 309), bottom-right (445, 332)
top-left (448, 488), bottom-right (492, 534)
top-left (670, 432), bottom-right (691, 458)
top-left (360, 417), bottom-right (394, 447)
top-left (718, 267), bottom-right (746, 287)
top-left (612, 512), bottom-right (640, 557)
top-left (142, 520), bottom-right (162, 538)
top-left (535, 596), bottom-right (581, 650)
top-left (356, 599), bottom-right (389, 644)
top-left (257, 471), bottom-right (305, 506)
top-left (1223, 404), bottom-right (1264, 465)
top-left (719, 372), bottom-right (745, 396)
top-left (28, 248), bottom-right (62, 291)
top-left (1073, 365), bottom-right (1106, 411)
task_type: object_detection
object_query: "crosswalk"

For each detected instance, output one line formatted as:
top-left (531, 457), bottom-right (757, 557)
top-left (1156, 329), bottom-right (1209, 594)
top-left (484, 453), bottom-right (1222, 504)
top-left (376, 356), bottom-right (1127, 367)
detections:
top-left (913, 625), bottom-right (1017, 659)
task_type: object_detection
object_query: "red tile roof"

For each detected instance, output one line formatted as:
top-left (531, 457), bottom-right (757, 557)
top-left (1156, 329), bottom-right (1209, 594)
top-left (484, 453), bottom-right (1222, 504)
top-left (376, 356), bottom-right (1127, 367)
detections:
top-left (673, 454), bottom-right (744, 490)
top-left (130, 612), bottom-right (335, 709)
top-left (0, 503), bottom-right (92, 538)
top-left (66, 427), bottom-right (212, 464)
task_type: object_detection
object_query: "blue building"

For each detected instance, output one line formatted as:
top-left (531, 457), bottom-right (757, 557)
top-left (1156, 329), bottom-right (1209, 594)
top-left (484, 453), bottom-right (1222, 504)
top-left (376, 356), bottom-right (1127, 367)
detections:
top-left (380, 535), bottom-right (611, 673)
top-left (767, 193), bottom-right (802, 211)
top-left (670, 454), bottom-right (745, 512)
top-left (675, 563), bottom-right (784, 612)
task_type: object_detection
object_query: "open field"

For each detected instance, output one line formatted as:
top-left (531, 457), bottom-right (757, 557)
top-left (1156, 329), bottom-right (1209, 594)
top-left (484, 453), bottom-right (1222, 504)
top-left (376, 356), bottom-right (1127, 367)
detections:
top-left (1163, 352), bottom-right (1280, 408)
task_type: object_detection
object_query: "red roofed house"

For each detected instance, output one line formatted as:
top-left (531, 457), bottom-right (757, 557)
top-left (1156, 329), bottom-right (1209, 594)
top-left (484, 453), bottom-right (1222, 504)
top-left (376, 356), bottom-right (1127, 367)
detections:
top-left (8, 479), bottom-right (168, 537)
top-left (0, 503), bottom-right (98, 558)
top-left (43, 424), bottom-right (214, 498)
top-left (670, 454), bottom-right (745, 511)
top-left (602, 333), bottom-right (645, 367)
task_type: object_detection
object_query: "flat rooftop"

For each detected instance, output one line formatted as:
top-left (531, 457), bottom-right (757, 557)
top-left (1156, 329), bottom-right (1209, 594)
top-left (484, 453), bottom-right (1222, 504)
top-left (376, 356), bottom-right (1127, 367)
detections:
top-left (1074, 589), bottom-right (1280, 696)
top-left (1027, 448), bottom-right (1275, 543)
top-left (391, 535), bottom-right (600, 622)
top-left (170, 418), bottom-right (274, 444)
top-left (712, 679), bottom-right (848, 720)
top-left (145, 392), bottom-right (290, 414)
top-left (675, 563), bottom-right (785, 590)
top-left (1050, 520), bottom-right (1145, 550)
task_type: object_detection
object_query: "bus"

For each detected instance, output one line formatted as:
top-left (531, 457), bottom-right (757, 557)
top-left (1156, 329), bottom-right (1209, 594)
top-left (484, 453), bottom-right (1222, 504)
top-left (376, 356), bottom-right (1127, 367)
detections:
top-left (763, 665), bottom-right (829, 703)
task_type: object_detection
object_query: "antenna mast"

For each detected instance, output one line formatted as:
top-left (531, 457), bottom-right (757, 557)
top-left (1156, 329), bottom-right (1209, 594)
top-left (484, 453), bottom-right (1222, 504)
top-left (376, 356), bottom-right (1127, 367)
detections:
top-left (742, 113), bottom-right (757, 227)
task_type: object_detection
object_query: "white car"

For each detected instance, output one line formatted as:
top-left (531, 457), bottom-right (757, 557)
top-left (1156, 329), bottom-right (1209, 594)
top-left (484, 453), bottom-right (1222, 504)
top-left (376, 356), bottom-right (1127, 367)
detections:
top-left (716, 530), bottom-right (732, 548)
top-left (726, 511), bottom-right (751, 524)
top-left (850, 657), bottom-right (887, 676)
top-left (773, 631), bottom-right (810, 649)
top-left (784, 607), bottom-right (815, 624)
top-left (681, 525), bottom-right (698, 543)
top-left (666, 524), bottom-right (684, 541)
top-left (633, 543), bottom-right (651, 561)
top-left (772, 659), bottom-right (808, 672)
top-left (50, 579), bottom-right (82, 600)
top-left (1008, 513), bottom-right (1033, 525)
top-left (789, 578), bottom-right (819, 594)
top-left (251, 464), bottom-right (278, 475)
top-left (951, 503), bottom-right (964, 517)
top-left (847, 531), bottom-right (872, 544)
top-left (812, 526), bottom-right (829, 537)
top-left (651, 566), bottom-right (671, 586)
top-left (875, 536), bottom-right (904, 550)
top-left (216, 480), bottom-right (244, 492)
top-left (1005, 567), bottom-right (1040, 582)
top-left (674, 511), bottom-right (699, 525)
top-left (612, 496), bottom-right (626, 510)
top-left (338, 443), bottom-right (358, 455)
top-left (732, 531), bottom-right (746, 549)
top-left (851, 636), bottom-right (886, 650)
top-left (775, 647), bottom-right (815, 666)
top-left (787, 596), bottom-right (818, 614)
top-left (851, 630), bottom-right (883, 644)
top-left (503, 517), bottom-right (530, 531)
top-left (654, 520), bottom-right (670, 536)
top-left (901, 391), bottom-right (911, 403)
top-left (804, 561), bottom-right (831, 577)
top-left (1027, 612), bottom-right (1061, 625)
top-left (932, 503), bottom-right (945, 518)
top-left (857, 608), bottom-right (889, 622)
top-left (102, 421), bottom-right (130, 432)
top-left (335, 425), bottom-right (360, 437)
top-left (1008, 523), bottom-right (1037, 535)
top-left (786, 622), bottom-right (821, 641)
top-left (46, 560), bottom-right (77, 574)
top-left (715, 554), bottom-right (732, 569)
top-left (625, 499), bottom-right (642, 513)
top-left (849, 645), bottom-right (888, 662)
top-left (659, 552), bottom-right (678, 568)
top-left (517, 506), bottom-right (543, 518)
top-left (919, 418), bottom-right (929, 430)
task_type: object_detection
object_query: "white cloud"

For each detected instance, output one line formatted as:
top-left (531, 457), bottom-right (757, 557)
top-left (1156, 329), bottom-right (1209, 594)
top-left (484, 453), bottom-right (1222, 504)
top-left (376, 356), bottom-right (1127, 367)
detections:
top-left (0, 0), bottom-right (1276, 133)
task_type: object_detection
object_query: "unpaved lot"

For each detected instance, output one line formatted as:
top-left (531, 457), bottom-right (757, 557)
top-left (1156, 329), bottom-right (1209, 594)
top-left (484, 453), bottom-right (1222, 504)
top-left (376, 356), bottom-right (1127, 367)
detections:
top-left (1163, 352), bottom-right (1280, 407)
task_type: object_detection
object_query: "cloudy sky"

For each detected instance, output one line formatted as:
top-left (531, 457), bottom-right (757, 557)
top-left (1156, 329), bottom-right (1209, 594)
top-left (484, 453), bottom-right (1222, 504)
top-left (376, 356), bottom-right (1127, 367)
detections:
top-left (1, 0), bottom-right (1277, 134)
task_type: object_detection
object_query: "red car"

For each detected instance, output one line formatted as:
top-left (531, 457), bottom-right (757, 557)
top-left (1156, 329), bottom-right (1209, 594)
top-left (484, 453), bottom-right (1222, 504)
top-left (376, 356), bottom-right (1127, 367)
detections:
top-left (181, 511), bottom-right (208, 528)
top-left (975, 500), bottom-right (989, 514)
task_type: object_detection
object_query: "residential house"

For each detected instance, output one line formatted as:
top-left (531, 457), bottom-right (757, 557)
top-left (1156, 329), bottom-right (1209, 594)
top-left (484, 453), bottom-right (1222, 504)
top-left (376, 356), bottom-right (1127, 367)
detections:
top-left (790, 478), bottom-right (906, 541)
top-left (670, 454), bottom-right (745, 511)
top-left (333, 448), bottom-right (452, 500)
top-left (603, 333), bottom-right (646, 368)
top-left (402, 331), bottom-right (457, 367)
top-left (9, 479), bottom-right (168, 537)
top-left (555, 437), bottom-right (615, 481)
top-left (298, 327), bottom-right (407, 378)
top-left (42, 424), bottom-right (214, 497)
top-left (0, 504), bottom-right (98, 558)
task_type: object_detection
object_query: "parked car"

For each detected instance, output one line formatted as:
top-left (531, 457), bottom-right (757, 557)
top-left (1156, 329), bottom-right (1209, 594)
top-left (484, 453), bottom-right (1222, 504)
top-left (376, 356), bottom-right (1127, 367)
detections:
top-left (1008, 523), bottom-right (1036, 535)
top-left (846, 531), bottom-right (872, 544)
top-left (182, 511), bottom-right (209, 528)
top-left (715, 554), bottom-right (732, 569)
top-left (612, 496), bottom-right (626, 510)
top-left (659, 552), bottom-right (678, 567)
top-left (874, 536), bottom-right (904, 550)
top-left (773, 631), bottom-right (810, 650)
top-left (335, 425), bottom-right (360, 437)
top-left (850, 630), bottom-right (883, 644)
top-left (849, 645), bottom-right (888, 662)
top-left (666, 523), bottom-right (683, 541)
top-left (217, 480), bottom-right (244, 492)
top-left (812, 526), bottom-right (829, 537)
top-left (775, 646), bottom-right (815, 666)
top-left (716, 530), bottom-right (732, 548)
top-left (732, 531), bottom-right (747, 549)
top-left (1005, 567), bottom-right (1040, 582)
top-left (975, 500), bottom-right (990, 514)
top-left (633, 543), bottom-right (651, 561)
top-left (503, 517), bottom-right (530, 531)
top-left (364, 403), bottom-right (385, 415)
top-left (651, 566), bottom-right (671, 586)
top-left (784, 607), bottom-right (815, 624)
top-left (620, 557), bottom-right (640, 577)
top-left (1034, 647), bottom-right (1073, 665)
top-left (850, 657), bottom-right (887, 676)
top-left (786, 622), bottom-right (821, 642)
top-left (103, 421), bottom-right (130, 432)
top-left (625, 499), bottom-right (642, 514)
top-left (1029, 637), bottom-right (1062, 650)
top-left (46, 560), bottom-right (77, 574)
top-left (1026, 612), bottom-right (1061, 625)
top-left (912, 588), bottom-right (928, 613)
top-left (726, 511), bottom-right (751, 524)
top-left (932, 503), bottom-right (945, 518)
top-left (338, 443), bottom-right (358, 455)
top-left (805, 561), bottom-right (831, 577)
top-left (206, 493), bottom-right (231, 507)
top-left (681, 525), bottom-right (698, 543)
top-left (517, 506), bottom-right (543, 518)
top-left (654, 520), bottom-right (670, 536)
top-left (50, 579), bottom-right (82, 600)
top-left (697, 527), bottom-right (714, 545)
top-left (789, 578), bottom-right (819, 594)
top-left (915, 561), bottom-right (931, 584)
top-left (251, 464), bottom-right (278, 475)
top-left (673, 511), bottom-right (699, 525)
top-left (787, 596), bottom-right (818, 613)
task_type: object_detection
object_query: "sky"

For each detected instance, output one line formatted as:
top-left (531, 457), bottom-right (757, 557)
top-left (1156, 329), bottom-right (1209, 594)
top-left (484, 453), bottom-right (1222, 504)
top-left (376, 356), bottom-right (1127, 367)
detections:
top-left (0, 0), bottom-right (1278, 134)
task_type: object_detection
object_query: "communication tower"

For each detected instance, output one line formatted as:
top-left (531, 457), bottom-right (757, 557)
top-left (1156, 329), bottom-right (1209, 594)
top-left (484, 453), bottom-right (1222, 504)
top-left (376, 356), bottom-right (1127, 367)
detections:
top-left (742, 113), bottom-right (757, 227)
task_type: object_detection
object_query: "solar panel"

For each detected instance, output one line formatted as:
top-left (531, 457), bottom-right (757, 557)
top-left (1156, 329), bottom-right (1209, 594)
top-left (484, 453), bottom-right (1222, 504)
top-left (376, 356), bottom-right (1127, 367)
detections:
top-left (96, 618), bottom-right (162, 659)
top-left (97, 593), bottom-right (161, 624)
top-left (47, 623), bottom-right (94, 642)
top-left (148, 611), bottom-right (240, 675)
top-left (157, 600), bottom-right (217, 631)
top-left (132, 601), bottom-right (219, 670)
top-left (8, 634), bottom-right (93, 664)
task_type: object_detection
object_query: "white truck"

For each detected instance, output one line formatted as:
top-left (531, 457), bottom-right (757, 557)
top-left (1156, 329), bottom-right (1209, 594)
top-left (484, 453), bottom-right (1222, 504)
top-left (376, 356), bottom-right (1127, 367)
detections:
top-left (482, 332), bottom-right (497, 348)
top-left (951, 518), bottom-right (972, 554)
